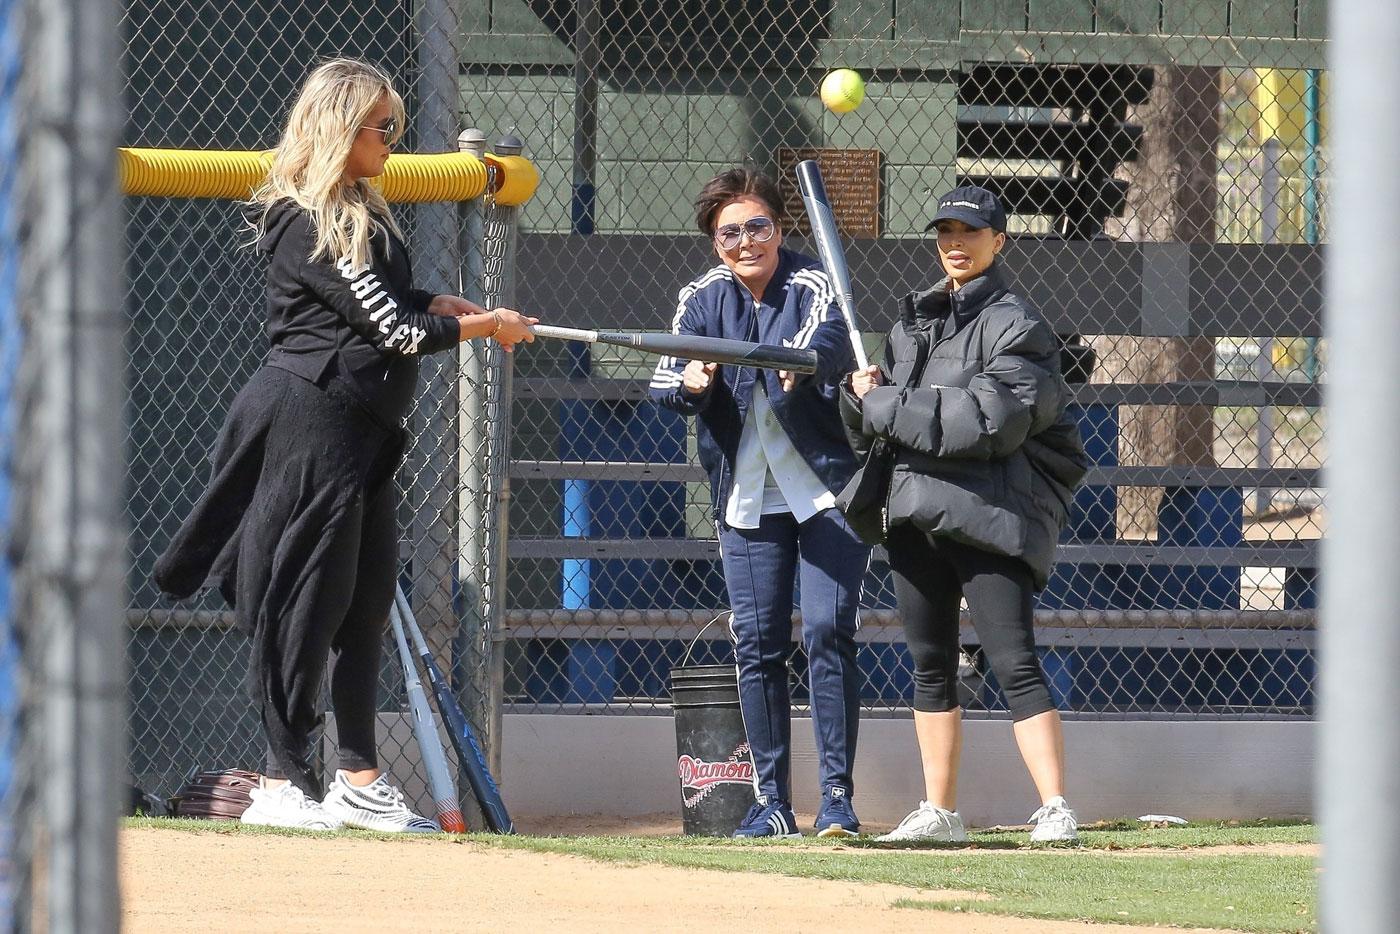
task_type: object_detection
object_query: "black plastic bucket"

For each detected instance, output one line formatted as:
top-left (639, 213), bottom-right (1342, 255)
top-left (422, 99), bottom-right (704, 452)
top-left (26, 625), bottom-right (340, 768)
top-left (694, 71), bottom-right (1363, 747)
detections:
top-left (671, 663), bottom-right (756, 836)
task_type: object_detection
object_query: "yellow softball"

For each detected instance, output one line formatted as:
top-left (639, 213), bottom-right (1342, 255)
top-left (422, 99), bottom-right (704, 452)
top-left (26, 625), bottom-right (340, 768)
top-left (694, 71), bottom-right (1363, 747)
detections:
top-left (820, 69), bottom-right (865, 114)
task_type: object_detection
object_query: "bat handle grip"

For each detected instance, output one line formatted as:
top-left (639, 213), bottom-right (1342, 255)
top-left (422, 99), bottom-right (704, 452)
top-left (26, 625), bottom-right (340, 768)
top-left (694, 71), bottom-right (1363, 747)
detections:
top-left (850, 337), bottom-right (869, 372)
top-left (836, 298), bottom-right (868, 370)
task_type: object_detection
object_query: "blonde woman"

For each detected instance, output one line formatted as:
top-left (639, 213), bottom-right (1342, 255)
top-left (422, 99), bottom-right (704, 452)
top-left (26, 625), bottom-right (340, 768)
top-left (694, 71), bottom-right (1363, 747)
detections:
top-left (154, 59), bottom-right (536, 831)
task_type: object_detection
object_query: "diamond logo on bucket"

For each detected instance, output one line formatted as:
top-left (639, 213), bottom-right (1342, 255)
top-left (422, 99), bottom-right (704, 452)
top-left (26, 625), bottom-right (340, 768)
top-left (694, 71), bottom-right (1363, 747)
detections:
top-left (678, 742), bottom-right (754, 809)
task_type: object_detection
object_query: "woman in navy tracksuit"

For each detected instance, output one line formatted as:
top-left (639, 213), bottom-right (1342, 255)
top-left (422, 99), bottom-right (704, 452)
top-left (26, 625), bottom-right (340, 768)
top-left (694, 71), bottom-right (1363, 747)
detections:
top-left (650, 167), bottom-right (870, 838)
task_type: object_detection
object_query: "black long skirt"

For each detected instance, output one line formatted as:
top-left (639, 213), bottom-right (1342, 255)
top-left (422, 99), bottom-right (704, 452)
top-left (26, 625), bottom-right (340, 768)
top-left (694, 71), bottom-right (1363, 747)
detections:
top-left (154, 366), bottom-right (405, 797)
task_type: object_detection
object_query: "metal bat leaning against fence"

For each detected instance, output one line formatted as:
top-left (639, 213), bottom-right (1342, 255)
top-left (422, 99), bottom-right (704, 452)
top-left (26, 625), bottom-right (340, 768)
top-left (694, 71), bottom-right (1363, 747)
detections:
top-left (388, 601), bottom-right (465, 833)
top-left (394, 586), bottom-right (516, 834)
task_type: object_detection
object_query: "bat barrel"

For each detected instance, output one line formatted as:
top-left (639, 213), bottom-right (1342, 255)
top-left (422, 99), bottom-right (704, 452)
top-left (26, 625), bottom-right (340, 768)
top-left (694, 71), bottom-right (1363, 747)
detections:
top-left (535, 324), bottom-right (820, 375)
top-left (396, 586), bottom-right (515, 834)
top-left (794, 160), bottom-right (870, 371)
top-left (796, 159), bottom-right (829, 201)
top-left (736, 345), bottom-right (818, 375)
top-left (594, 331), bottom-right (819, 374)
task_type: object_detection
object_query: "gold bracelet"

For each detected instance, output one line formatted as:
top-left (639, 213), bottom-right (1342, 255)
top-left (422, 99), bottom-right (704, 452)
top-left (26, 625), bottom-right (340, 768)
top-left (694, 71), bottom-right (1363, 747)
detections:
top-left (490, 310), bottom-right (503, 339)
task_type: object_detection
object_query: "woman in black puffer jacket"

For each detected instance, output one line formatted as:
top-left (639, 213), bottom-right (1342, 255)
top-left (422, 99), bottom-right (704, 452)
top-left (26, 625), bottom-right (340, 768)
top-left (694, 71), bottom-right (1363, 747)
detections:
top-left (839, 186), bottom-right (1088, 845)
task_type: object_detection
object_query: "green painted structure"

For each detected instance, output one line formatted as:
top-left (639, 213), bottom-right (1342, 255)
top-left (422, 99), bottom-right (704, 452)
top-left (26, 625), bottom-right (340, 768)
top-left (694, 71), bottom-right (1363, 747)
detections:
top-left (457, 0), bottom-right (1327, 234)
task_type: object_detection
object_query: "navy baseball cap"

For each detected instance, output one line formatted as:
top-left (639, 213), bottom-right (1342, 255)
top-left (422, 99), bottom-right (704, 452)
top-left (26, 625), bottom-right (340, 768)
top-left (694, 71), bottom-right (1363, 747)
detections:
top-left (926, 185), bottom-right (1007, 232)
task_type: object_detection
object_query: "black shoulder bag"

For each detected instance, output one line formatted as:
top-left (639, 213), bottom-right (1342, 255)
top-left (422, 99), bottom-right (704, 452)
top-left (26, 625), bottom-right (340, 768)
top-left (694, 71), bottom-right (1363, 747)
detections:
top-left (835, 327), bottom-right (933, 544)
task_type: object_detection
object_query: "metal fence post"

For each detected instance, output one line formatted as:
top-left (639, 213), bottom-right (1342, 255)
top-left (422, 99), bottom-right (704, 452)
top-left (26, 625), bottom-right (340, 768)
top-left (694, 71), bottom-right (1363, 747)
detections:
top-left (19, 0), bottom-right (124, 928)
top-left (1254, 135), bottom-right (1282, 517)
top-left (405, 0), bottom-right (462, 714)
top-left (0, 0), bottom-right (20, 920)
top-left (1322, 0), bottom-right (1400, 928)
top-left (481, 137), bottom-right (525, 780)
top-left (456, 126), bottom-right (491, 825)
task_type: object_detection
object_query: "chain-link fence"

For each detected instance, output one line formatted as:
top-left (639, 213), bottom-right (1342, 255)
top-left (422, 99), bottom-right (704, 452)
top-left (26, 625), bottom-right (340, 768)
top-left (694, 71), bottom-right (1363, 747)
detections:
top-left (482, 6), bottom-right (1324, 718)
top-left (114, 0), bottom-right (1325, 827)
top-left (119, 0), bottom-right (521, 820)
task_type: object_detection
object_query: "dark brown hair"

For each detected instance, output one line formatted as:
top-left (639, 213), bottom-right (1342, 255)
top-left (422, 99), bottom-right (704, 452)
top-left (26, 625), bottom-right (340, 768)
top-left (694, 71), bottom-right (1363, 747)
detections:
top-left (694, 167), bottom-right (784, 237)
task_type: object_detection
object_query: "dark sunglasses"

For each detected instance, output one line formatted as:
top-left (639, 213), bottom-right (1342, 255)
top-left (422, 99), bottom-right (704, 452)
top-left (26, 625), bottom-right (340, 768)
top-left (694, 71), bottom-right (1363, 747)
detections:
top-left (714, 216), bottom-right (776, 251)
top-left (359, 116), bottom-right (398, 143)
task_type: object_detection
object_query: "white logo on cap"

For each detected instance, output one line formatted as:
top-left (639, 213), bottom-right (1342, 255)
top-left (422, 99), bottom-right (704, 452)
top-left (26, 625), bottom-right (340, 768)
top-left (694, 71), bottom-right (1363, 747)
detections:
top-left (942, 200), bottom-right (982, 209)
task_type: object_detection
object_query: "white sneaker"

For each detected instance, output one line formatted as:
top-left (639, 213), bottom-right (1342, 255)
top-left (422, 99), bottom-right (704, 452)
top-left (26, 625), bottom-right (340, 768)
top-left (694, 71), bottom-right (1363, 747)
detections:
top-left (241, 778), bottom-right (343, 831)
top-left (1029, 795), bottom-right (1079, 843)
top-left (874, 801), bottom-right (969, 843)
top-left (321, 770), bottom-right (440, 833)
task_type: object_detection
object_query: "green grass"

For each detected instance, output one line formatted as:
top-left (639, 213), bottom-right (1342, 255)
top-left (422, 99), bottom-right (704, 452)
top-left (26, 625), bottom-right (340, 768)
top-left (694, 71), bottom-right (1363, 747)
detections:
top-left (889, 856), bottom-right (1314, 931)
top-left (948, 818), bottom-right (1316, 851)
top-left (484, 832), bottom-right (1316, 932)
top-left (125, 818), bottom-right (1317, 931)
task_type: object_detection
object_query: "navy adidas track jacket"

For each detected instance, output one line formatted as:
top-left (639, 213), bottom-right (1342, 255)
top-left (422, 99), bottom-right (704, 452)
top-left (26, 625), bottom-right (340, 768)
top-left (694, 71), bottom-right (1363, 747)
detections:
top-left (649, 247), bottom-right (859, 525)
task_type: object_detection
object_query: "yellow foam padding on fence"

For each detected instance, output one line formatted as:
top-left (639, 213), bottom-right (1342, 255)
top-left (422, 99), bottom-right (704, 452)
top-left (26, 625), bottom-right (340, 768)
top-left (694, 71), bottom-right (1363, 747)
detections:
top-left (485, 153), bottom-right (540, 206)
top-left (376, 152), bottom-right (488, 203)
top-left (117, 148), bottom-right (540, 205)
top-left (119, 149), bottom-right (274, 200)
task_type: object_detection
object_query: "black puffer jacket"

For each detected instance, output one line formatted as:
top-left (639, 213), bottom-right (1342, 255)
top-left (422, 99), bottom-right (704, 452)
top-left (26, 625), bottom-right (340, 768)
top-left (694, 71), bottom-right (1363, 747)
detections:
top-left (838, 261), bottom-right (1088, 587)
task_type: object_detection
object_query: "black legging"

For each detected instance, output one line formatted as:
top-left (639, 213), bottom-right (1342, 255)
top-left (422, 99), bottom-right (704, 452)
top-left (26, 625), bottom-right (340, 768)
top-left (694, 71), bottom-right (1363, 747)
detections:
top-left (259, 478), bottom-right (395, 789)
top-left (887, 523), bottom-right (1055, 720)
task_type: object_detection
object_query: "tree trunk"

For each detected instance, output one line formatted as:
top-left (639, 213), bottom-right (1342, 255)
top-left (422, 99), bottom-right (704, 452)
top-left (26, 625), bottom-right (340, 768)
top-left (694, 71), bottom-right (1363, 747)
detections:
top-left (1101, 65), bottom-right (1221, 538)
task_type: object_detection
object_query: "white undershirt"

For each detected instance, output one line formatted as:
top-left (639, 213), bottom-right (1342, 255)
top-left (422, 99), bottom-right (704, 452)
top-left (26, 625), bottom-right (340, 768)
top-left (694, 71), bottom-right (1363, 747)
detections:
top-left (724, 381), bottom-right (835, 529)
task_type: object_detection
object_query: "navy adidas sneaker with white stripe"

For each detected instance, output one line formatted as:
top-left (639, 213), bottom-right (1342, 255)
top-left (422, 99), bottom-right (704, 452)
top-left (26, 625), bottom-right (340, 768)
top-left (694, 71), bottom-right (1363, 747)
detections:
top-left (732, 797), bottom-right (801, 839)
top-left (321, 770), bottom-right (440, 833)
top-left (814, 785), bottom-right (860, 838)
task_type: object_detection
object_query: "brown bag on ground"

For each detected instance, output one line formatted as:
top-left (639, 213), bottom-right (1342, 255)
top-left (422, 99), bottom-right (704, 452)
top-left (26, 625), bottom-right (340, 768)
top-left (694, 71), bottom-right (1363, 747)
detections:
top-left (166, 768), bottom-right (261, 821)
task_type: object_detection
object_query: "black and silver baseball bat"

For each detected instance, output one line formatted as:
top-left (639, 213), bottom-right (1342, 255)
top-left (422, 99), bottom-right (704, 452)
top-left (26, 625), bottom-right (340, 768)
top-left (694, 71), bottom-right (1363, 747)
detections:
top-left (394, 587), bottom-right (515, 834)
top-left (530, 325), bottom-right (818, 374)
top-left (795, 159), bottom-right (869, 370)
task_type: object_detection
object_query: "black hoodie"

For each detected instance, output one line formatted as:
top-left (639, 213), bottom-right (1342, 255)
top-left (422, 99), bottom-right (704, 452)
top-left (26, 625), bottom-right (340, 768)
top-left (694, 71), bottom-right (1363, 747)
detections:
top-left (257, 200), bottom-right (460, 425)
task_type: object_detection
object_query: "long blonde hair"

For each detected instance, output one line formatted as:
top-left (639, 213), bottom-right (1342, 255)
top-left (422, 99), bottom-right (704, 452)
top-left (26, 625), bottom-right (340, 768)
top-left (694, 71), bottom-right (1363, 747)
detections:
top-left (252, 58), bottom-right (407, 270)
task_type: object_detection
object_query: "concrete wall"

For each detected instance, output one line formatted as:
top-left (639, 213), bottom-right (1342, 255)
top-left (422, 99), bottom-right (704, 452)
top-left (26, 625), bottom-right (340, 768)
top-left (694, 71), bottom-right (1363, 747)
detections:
top-left (496, 713), bottom-right (1313, 829)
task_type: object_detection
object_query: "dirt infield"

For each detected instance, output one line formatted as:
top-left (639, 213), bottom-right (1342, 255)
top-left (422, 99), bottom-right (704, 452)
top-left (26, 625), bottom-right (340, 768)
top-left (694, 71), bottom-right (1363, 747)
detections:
top-left (121, 826), bottom-right (1242, 934)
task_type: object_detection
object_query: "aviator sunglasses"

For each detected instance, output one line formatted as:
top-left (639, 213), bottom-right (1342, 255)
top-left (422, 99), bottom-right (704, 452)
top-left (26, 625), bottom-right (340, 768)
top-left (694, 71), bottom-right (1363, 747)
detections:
top-left (359, 116), bottom-right (399, 144)
top-left (714, 216), bottom-right (776, 251)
